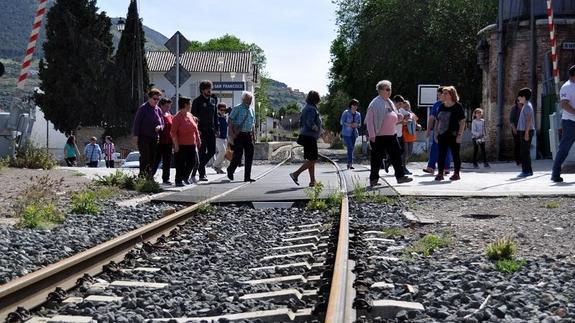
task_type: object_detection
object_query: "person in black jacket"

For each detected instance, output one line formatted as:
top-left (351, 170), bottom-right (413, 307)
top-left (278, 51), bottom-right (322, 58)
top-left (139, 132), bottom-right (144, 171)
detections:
top-left (191, 80), bottom-right (219, 181)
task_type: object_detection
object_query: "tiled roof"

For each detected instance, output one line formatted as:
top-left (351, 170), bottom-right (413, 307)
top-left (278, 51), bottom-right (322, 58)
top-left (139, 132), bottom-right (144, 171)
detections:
top-left (146, 51), bottom-right (252, 73)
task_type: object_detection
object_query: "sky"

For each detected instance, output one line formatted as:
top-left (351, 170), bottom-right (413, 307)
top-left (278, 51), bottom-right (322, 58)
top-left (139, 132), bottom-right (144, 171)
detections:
top-left (96, 0), bottom-right (338, 95)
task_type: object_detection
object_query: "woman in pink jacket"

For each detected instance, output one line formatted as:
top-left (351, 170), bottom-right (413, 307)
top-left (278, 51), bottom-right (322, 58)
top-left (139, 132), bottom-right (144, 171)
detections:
top-left (171, 97), bottom-right (201, 187)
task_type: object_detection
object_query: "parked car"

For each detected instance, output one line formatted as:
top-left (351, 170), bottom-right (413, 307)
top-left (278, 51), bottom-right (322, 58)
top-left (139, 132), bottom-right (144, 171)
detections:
top-left (122, 151), bottom-right (140, 168)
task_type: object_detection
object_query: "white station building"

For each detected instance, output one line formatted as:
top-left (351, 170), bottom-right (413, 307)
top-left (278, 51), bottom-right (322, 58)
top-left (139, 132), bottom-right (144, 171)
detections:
top-left (146, 51), bottom-right (257, 109)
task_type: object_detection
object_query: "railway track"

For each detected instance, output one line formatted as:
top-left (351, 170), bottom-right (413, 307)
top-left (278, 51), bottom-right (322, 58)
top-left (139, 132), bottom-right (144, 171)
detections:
top-left (0, 148), bottom-right (358, 322)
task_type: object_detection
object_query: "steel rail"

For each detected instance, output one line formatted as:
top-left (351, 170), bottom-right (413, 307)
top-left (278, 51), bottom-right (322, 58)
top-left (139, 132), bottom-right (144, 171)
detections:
top-left (322, 154), bottom-right (352, 323)
top-left (0, 149), bottom-right (293, 320)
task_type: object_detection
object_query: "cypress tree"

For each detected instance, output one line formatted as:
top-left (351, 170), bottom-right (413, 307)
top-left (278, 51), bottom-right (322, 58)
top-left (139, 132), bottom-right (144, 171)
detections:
top-left (36, 0), bottom-right (113, 134)
top-left (105, 0), bottom-right (149, 137)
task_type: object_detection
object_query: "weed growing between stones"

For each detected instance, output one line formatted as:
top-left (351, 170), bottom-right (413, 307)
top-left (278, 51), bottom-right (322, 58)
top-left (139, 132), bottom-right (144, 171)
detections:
top-left (382, 227), bottom-right (410, 239)
top-left (196, 202), bottom-right (215, 215)
top-left (305, 182), bottom-right (327, 210)
top-left (486, 236), bottom-right (525, 274)
top-left (485, 236), bottom-right (516, 261)
top-left (405, 231), bottom-right (453, 256)
top-left (96, 170), bottom-right (137, 190)
top-left (545, 200), bottom-right (560, 209)
top-left (134, 178), bottom-right (162, 193)
top-left (71, 190), bottom-right (100, 215)
top-left (352, 177), bottom-right (396, 204)
top-left (19, 202), bottom-right (64, 229)
top-left (13, 175), bottom-right (65, 228)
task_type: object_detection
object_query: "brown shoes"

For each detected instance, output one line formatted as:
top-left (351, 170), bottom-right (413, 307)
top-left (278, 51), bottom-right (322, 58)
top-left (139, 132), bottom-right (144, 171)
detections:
top-left (422, 167), bottom-right (435, 174)
top-left (449, 173), bottom-right (460, 181)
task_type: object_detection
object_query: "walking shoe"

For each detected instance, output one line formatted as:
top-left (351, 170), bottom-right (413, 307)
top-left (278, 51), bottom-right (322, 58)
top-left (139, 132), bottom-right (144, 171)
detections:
top-left (551, 176), bottom-right (564, 183)
top-left (435, 174), bottom-right (444, 181)
top-left (396, 176), bottom-right (413, 184)
top-left (473, 163), bottom-right (479, 169)
top-left (404, 169), bottom-right (412, 175)
top-left (183, 179), bottom-right (191, 185)
top-left (163, 180), bottom-right (173, 185)
top-left (175, 182), bottom-right (185, 187)
top-left (227, 168), bottom-right (234, 181)
top-left (289, 173), bottom-right (299, 185)
top-left (199, 176), bottom-right (208, 182)
top-left (213, 167), bottom-right (225, 174)
top-left (449, 173), bottom-right (460, 181)
top-left (369, 180), bottom-right (380, 187)
top-left (444, 170), bottom-right (450, 175)
top-left (244, 178), bottom-right (256, 182)
top-left (422, 167), bottom-right (435, 174)
top-left (484, 163), bottom-right (490, 168)
top-left (517, 172), bottom-right (533, 178)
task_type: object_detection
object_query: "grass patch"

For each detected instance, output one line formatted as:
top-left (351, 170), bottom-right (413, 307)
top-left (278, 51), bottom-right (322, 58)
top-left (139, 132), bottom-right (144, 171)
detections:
top-left (305, 182), bottom-right (327, 210)
top-left (382, 227), bottom-right (410, 239)
top-left (196, 202), bottom-right (216, 215)
top-left (495, 259), bottom-right (526, 274)
top-left (18, 202), bottom-right (65, 229)
top-left (353, 180), bottom-right (395, 204)
top-left (134, 178), bottom-right (162, 193)
top-left (95, 170), bottom-right (137, 190)
top-left (13, 175), bottom-right (63, 222)
top-left (545, 200), bottom-right (560, 209)
top-left (71, 190), bottom-right (100, 214)
top-left (9, 142), bottom-right (57, 170)
top-left (405, 231), bottom-right (452, 256)
top-left (485, 236), bottom-right (516, 261)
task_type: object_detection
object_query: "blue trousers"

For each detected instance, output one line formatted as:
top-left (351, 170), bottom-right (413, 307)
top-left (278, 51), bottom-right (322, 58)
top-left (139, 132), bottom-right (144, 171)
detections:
top-left (343, 135), bottom-right (357, 165)
top-left (427, 133), bottom-right (452, 170)
top-left (552, 119), bottom-right (575, 177)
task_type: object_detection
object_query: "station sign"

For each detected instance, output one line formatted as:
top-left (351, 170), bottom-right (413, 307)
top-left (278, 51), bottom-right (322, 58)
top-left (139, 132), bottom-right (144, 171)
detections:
top-left (213, 82), bottom-right (245, 91)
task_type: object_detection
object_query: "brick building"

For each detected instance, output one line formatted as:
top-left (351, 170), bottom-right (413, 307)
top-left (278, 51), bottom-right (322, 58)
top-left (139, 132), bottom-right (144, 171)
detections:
top-left (477, 1), bottom-right (575, 160)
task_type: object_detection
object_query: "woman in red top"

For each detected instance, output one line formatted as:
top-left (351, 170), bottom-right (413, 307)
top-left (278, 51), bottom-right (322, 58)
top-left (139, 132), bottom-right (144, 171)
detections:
top-left (171, 97), bottom-right (201, 187)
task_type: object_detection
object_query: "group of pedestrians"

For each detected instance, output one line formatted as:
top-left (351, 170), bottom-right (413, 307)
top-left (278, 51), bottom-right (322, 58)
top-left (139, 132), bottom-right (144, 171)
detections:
top-left (64, 135), bottom-right (116, 168)
top-left (131, 83), bottom-right (258, 186)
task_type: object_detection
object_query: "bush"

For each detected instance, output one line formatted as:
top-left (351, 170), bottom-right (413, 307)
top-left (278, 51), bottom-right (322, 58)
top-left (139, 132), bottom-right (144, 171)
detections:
top-left (18, 202), bottom-right (65, 229)
top-left (259, 135), bottom-right (272, 142)
top-left (292, 131), bottom-right (299, 138)
top-left (330, 136), bottom-right (344, 149)
top-left (382, 227), bottom-right (410, 238)
top-left (197, 202), bottom-right (215, 215)
top-left (305, 182), bottom-right (326, 210)
top-left (9, 142), bottom-right (57, 170)
top-left (486, 236), bottom-right (516, 261)
top-left (13, 175), bottom-right (63, 219)
top-left (71, 190), bottom-right (100, 214)
top-left (134, 178), bottom-right (162, 193)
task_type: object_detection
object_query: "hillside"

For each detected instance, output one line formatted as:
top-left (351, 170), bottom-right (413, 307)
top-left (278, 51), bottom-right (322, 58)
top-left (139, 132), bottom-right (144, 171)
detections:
top-left (266, 78), bottom-right (306, 110)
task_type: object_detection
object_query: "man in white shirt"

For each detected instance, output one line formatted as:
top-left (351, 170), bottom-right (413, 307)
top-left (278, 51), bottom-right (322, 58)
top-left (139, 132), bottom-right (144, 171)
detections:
top-left (551, 65), bottom-right (575, 182)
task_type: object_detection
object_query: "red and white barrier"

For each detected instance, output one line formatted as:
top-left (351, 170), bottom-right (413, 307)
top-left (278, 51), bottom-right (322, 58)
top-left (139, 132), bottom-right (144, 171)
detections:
top-left (547, 0), bottom-right (559, 94)
top-left (17, 0), bottom-right (48, 89)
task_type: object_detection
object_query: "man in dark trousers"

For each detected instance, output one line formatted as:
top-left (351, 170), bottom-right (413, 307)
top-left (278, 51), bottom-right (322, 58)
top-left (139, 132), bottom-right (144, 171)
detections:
top-left (132, 88), bottom-right (164, 179)
top-left (227, 91), bottom-right (256, 182)
top-left (191, 80), bottom-right (219, 181)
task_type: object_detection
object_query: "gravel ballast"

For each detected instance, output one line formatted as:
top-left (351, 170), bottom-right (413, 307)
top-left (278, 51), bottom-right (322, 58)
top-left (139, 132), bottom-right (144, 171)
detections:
top-left (0, 202), bottom-right (182, 285)
top-left (350, 198), bottom-right (575, 322)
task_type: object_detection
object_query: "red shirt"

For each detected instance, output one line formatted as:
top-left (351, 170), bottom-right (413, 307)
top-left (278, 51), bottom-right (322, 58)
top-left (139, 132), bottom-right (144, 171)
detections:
top-left (159, 113), bottom-right (173, 144)
top-left (171, 111), bottom-right (200, 146)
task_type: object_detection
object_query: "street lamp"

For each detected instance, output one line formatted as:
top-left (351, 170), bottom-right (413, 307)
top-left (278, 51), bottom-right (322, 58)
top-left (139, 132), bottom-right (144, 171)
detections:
top-left (217, 56), bottom-right (224, 102)
top-left (116, 18), bottom-right (125, 32)
top-left (289, 118), bottom-right (292, 136)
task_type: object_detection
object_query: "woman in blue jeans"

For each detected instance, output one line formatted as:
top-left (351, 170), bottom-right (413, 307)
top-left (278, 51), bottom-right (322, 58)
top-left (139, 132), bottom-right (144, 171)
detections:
top-left (340, 99), bottom-right (362, 169)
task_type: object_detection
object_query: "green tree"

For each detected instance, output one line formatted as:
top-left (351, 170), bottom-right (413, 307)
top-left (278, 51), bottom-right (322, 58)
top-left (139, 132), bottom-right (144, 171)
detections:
top-left (278, 103), bottom-right (301, 118)
top-left (105, 0), bottom-right (149, 136)
top-left (326, 0), bottom-right (497, 132)
top-left (188, 34), bottom-right (266, 71)
top-left (36, 0), bottom-right (114, 133)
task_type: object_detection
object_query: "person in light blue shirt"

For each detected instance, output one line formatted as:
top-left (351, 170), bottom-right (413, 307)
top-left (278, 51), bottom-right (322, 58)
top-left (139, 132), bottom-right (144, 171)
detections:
top-left (340, 99), bottom-right (361, 169)
top-left (83, 137), bottom-right (102, 168)
top-left (227, 91), bottom-right (256, 182)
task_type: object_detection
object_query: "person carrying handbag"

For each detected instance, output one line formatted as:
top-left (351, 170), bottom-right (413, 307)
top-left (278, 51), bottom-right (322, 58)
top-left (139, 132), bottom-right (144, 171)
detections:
top-left (226, 91), bottom-right (256, 182)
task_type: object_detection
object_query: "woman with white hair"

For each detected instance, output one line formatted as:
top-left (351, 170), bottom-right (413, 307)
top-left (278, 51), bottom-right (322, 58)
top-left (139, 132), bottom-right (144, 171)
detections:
top-left (227, 91), bottom-right (257, 182)
top-left (364, 80), bottom-right (413, 186)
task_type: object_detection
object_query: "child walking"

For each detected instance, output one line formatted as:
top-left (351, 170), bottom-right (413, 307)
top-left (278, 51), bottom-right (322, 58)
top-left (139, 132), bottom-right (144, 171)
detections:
top-left (471, 108), bottom-right (489, 168)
